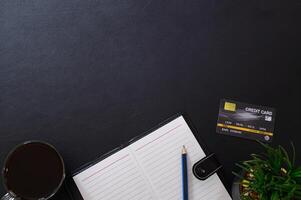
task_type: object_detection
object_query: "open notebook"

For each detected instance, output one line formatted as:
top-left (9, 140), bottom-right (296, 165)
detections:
top-left (72, 115), bottom-right (232, 200)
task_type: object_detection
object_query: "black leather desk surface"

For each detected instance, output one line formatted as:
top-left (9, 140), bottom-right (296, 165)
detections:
top-left (0, 0), bottom-right (300, 199)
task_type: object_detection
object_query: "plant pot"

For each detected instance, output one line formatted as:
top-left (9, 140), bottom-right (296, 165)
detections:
top-left (231, 173), bottom-right (242, 200)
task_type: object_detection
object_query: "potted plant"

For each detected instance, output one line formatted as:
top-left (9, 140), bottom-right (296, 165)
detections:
top-left (232, 142), bottom-right (301, 200)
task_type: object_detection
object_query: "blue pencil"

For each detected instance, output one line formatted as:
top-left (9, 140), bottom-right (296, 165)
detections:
top-left (182, 145), bottom-right (188, 200)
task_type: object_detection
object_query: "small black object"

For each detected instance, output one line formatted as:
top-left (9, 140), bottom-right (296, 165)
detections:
top-left (193, 153), bottom-right (222, 180)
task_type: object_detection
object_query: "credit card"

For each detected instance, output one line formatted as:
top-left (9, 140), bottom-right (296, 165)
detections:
top-left (216, 99), bottom-right (276, 142)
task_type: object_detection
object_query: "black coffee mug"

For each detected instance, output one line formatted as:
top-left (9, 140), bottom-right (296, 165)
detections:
top-left (1, 141), bottom-right (65, 200)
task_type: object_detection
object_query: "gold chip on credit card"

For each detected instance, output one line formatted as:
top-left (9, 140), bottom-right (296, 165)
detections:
top-left (224, 102), bottom-right (236, 112)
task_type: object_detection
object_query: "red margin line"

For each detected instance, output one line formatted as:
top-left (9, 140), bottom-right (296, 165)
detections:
top-left (135, 124), bottom-right (182, 151)
top-left (82, 154), bottom-right (129, 182)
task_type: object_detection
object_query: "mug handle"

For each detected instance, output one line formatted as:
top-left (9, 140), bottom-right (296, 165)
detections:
top-left (1, 193), bottom-right (20, 200)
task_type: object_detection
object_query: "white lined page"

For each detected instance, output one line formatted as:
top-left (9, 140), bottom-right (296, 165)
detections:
top-left (73, 148), bottom-right (154, 200)
top-left (129, 116), bottom-right (232, 200)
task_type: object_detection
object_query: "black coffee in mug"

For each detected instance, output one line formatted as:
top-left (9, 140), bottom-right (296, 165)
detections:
top-left (2, 141), bottom-right (65, 200)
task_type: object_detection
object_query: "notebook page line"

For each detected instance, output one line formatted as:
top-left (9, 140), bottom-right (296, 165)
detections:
top-left (139, 138), bottom-right (195, 165)
top-left (137, 128), bottom-right (188, 157)
top-left (147, 152), bottom-right (197, 184)
top-left (138, 131), bottom-right (191, 159)
top-left (87, 169), bottom-right (138, 194)
top-left (127, 146), bottom-right (160, 200)
top-left (85, 162), bottom-right (135, 188)
top-left (129, 118), bottom-right (188, 199)
top-left (92, 175), bottom-right (145, 200)
top-left (135, 124), bottom-right (182, 152)
top-left (141, 146), bottom-right (198, 172)
top-left (81, 154), bottom-right (129, 182)
top-left (124, 121), bottom-right (188, 200)
top-left (73, 148), bottom-right (154, 200)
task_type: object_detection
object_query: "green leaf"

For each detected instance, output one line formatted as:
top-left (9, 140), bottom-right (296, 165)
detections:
top-left (279, 145), bottom-right (292, 170)
top-left (271, 191), bottom-right (279, 200)
top-left (291, 142), bottom-right (296, 167)
top-left (232, 171), bottom-right (244, 179)
top-left (235, 163), bottom-right (249, 172)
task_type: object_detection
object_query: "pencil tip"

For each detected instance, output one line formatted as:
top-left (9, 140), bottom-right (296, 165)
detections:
top-left (182, 145), bottom-right (187, 154)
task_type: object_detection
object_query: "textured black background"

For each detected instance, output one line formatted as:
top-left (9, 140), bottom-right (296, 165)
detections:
top-left (0, 0), bottom-right (300, 199)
